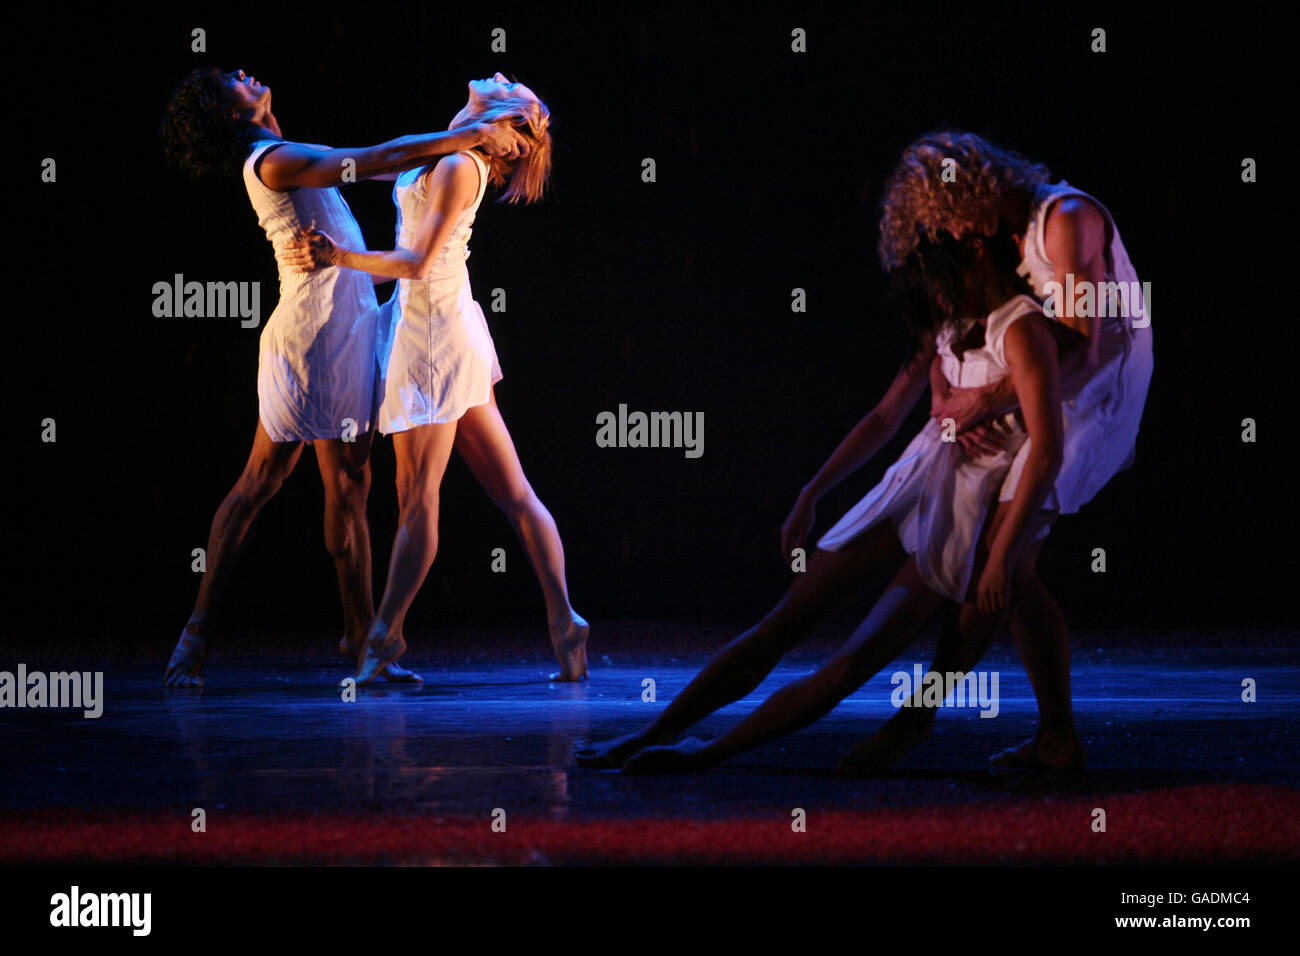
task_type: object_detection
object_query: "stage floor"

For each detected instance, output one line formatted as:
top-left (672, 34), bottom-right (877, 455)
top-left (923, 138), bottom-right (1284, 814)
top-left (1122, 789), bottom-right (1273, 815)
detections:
top-left (3, 627), bottom-right (1298, 865)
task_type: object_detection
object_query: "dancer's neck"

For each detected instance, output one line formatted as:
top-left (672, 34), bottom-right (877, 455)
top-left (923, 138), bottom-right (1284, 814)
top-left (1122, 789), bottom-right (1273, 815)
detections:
top-left (250, 112), bottom-right (283, 140)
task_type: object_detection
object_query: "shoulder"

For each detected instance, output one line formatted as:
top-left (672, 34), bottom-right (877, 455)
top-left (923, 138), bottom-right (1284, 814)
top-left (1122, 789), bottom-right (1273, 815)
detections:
top-left (431, 151), bottom-right (480, 179)
top-left (424, 151), bottom-right (481, 192)
top-left (1002, 305), bottom-right (1057, 363)
top-left (1043, 194), bottom-right (1107, 244)
top-left (253, 140), bottom-right (323, 189)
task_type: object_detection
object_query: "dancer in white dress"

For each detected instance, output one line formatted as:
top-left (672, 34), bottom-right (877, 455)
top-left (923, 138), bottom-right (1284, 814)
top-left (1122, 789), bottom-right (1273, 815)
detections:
top-left (816, 294), bottom-right (1045, 603)
top-left (579, 216), bottom-right (1067, 771)
top-left (378, 149), bottom-right (503, 433)
top-left (159, 67), bottom-right (528, 687)
top-left (288, 74), bottom-right (589, 684)
top-left (841, 134), bottom-right (1153, 773)
top-left (611, 226), bottom-right (1064, 773)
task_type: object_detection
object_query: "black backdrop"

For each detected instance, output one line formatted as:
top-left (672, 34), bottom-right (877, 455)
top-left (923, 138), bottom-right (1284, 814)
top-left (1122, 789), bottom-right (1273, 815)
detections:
top-left (11, 3), bottom-right (1290, 654)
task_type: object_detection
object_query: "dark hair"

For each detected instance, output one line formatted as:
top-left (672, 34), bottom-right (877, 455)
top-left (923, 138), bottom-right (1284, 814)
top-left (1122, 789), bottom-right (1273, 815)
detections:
top-left (159, 67), bottom-right (261, 180)
top-left (890, 221), bottom-right (1029, 353)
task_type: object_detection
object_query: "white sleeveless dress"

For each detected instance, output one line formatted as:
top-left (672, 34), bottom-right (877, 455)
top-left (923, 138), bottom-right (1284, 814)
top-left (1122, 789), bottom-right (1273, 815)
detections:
top-left (376, 150), bottom-right (502, 434)
top-left (243, 141), bottom-right (380, 442)
top-left (818, 296), bottom-right (1044, 601)
top-left (999, 182), bottom-right (1153, 514)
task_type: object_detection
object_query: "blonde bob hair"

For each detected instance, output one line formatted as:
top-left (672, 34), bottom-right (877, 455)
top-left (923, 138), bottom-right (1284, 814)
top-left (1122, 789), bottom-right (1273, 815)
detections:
top-left (455, 88), bottom-right (552, 205)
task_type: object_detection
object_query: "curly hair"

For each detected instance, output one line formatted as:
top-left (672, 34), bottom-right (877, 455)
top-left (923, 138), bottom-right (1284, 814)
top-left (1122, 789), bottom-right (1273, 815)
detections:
top-left (457, 87), bottom-right (553, 205)
top-left (160, 67), bottom-right (261, 180)
top-left (878, 130), bottom-right (1051, 271)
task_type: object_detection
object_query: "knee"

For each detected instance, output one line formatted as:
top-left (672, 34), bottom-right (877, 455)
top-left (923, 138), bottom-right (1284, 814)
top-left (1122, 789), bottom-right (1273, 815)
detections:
top-left (235, 467), bottom-right (284, 508)
top-left (327, 468), bottom-right (370, 512)
top-left (490, 481), bottom-right (537, 519)
top-left (398, 482), bottom-right (441, 523)
top-left (822, 654), bottom-right (870, 698)
top-left (747, 605), bottom-right (805, 659)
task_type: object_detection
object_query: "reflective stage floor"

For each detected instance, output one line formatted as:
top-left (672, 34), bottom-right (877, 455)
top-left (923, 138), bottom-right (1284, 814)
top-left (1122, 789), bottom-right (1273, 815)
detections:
top-left (3, 624), bottom-right (1297, 865)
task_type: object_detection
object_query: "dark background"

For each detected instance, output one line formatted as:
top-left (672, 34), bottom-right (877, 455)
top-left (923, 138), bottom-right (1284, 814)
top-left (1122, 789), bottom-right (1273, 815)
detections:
top-left (10, 3), bottom-right (1290, 655)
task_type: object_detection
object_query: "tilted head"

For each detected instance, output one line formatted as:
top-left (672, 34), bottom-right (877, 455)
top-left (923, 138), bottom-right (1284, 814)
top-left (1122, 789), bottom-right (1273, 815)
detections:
top-left (450, 72), bottom-right (552, 204)
top-left (160, 67), bottom-right (273, 179)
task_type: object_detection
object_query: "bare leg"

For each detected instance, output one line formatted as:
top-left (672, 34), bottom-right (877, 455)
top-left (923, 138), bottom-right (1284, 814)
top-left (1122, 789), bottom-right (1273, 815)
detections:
top-left (315, 434), bottom-right (375, 657)
top-left (992, 546), bottom-right (1085, 768)
top-left (454, 391), bottom-right (588, 681)
top-left (316, 435), bottom-right (419, 683)
top-left (576, 522), bottom-right (906, 767)
top-left (355, 423), bottom-right (458, 684)
top-left (624, 558), bottom-right (941, 773)
top-left (840, 508), bottom-right (1075, 774)
top-left (166, 421), bottom-right (303, 687)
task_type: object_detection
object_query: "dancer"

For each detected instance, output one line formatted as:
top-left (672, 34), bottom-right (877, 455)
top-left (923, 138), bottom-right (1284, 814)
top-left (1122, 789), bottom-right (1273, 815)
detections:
top-left (616, 222), bottom-right (1065, 772)
top-left (286, 74), bottom-right (589, 684)
top-left (159, 67), bottom-right (529, 687)
top-left (841, 131), bottom-right (1152, 773)
top-left (579, 132), bottom-right (1148, 773)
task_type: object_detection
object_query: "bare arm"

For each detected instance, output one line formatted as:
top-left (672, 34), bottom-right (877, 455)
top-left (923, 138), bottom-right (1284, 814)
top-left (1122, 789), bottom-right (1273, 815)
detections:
top-left (780, 339), bottom-right (935, 557)
top-left (258, 121), bottom-right (524, 190)
top-left (323, 154), bottom-right (479, 280)
top-left (802, 341), bottom-right (935, 503)
top-left (975, 315), bottom-right (1064, 612)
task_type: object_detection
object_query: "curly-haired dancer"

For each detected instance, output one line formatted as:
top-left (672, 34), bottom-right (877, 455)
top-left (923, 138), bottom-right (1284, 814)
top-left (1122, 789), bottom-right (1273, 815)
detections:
top-left (842, 132), bottom-right (1152, 773)
top-left (579, 132), bottom-right (1150, 773)
top-left (159, 68), bottom-right (529, 687)
top-left (286, 74), bottom-right (589, 683)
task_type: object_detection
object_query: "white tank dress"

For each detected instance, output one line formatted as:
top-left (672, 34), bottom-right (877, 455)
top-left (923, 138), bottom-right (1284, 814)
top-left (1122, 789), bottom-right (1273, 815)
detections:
top-left (999, 182), bottom-right (1153, 514)
top-left (243, 141), bottom-right (380, 442)
top-left (376, 150), bottom-right (502, 434)
top-left (818, 296), bottom-right (1044, 601)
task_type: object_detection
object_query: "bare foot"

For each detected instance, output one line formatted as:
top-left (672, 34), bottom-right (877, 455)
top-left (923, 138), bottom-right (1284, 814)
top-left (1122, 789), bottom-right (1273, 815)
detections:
top-left (838, 707), bottom-right (935, 777)
top-left (354, 628), bottom-right (408, 685)
top-left (989, 732), bottom-right (1085, 771)
top-left (337, 634), bottom-right (420, 682)
top-left (548, 611), bottom-right (589, 682)
top-left (576, 729), bottom-right (657, 768)
top-left (377, 661), bottom-right (423, 683)
top-left (164, 630), bottom-right (206, 688)
top-left (622, 737), bottom-right (712, 774)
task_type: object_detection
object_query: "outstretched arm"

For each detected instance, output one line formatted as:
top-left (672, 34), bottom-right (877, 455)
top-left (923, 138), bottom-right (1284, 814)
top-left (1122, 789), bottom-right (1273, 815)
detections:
top-left (781, 339), bottom-right (935, 556)
top-left (285, 154), bottom-right (480, 280)
top-left (258, 121), bottom-right (526, 190)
